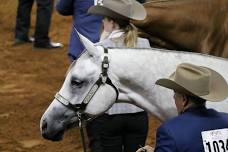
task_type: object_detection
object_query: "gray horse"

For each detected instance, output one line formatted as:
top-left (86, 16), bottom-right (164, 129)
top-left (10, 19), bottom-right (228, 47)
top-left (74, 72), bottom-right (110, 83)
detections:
top-left (40, 32), bottom-right (228, 141)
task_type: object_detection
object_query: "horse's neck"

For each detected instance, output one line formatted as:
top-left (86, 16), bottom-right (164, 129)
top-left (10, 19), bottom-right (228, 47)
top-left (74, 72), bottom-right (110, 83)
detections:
top-left (108, 48), bottom-right (228, 120)
top-left (140, 0), bottom-right (228, 53)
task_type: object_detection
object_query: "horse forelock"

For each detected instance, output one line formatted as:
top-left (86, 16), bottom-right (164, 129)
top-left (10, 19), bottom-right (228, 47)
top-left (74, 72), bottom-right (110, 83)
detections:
top-left (65, 51), bottom-right (93, 76)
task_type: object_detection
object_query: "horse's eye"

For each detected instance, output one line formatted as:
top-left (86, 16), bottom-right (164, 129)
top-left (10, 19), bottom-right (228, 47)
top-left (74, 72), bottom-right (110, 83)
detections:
top-left (71, 79), bottom-right (84, 88)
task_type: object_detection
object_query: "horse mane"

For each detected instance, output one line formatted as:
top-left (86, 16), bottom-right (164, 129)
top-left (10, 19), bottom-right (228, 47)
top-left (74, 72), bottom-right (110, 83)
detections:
top-left (65, 46), bottom-right (228, 78)
top-left (108, 47), bottom-right (228, 62)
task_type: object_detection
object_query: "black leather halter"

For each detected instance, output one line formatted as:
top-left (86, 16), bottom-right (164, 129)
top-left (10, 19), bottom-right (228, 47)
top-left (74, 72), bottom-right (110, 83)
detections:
top-left (54, 48), bottom-right (119, 124)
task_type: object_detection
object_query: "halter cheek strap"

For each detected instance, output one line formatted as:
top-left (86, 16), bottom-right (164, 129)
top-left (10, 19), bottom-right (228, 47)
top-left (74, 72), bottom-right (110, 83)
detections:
top-left (54, 47), bottom-right (119, 152)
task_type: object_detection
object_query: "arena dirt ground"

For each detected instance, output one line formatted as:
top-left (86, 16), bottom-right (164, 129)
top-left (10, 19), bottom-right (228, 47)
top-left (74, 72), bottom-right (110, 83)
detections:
top-left (0, 1), bottom-right (160, 151)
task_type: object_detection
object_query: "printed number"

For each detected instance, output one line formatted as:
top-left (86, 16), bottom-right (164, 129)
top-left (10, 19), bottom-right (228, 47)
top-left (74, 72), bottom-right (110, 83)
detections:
top-left (218, 140), bottom-right (225, 152)
top-left (206, 140), bottom-right (228, 152)
top-left (206, 142), bottom-right (212, 152)
top-left (213, 141), bottom-right (219, 152)
top-left (94, 0), bottom-right (103, 5)
top-left (226, 139), bottom-right (228, 150)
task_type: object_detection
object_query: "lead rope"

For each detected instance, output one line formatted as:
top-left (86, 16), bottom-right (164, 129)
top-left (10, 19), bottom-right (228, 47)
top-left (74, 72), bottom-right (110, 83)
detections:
top-left (78, 52), bottom-right (108, 152)
top-left (78, 113), bottom-right (88, 152)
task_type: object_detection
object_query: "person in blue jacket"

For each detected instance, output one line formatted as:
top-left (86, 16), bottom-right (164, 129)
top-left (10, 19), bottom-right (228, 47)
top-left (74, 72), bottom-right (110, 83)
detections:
top-left (137, 63), bottom-right (228, 152)
top-left (56, 1), bottom-right (103, 151)
top-left (56, 0), bottom-right (103, 61)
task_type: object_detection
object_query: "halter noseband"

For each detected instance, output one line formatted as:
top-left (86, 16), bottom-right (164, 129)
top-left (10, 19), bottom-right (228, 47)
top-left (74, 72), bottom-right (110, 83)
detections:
top-left (54, 48), bottom-right (119, 124)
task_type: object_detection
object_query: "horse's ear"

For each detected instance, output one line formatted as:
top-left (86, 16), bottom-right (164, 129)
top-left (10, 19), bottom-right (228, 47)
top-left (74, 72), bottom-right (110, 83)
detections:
top-left (74, 27), bottom-right (101, 57)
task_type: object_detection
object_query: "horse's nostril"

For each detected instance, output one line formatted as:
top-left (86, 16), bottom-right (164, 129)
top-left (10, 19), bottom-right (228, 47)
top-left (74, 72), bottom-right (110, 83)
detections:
top-left (42, 119), bottom-right (48, 131)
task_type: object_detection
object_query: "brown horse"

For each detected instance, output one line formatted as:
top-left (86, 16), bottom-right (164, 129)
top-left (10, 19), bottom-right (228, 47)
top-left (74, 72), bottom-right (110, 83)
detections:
top-left (133, 0), bottom-right (228, 58)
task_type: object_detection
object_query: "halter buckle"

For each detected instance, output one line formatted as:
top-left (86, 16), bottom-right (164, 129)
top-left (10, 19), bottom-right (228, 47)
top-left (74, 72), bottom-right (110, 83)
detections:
top-left (101, 74), bottom-right (107, 84)
top-left (77, 112), bottom-right (82, 128)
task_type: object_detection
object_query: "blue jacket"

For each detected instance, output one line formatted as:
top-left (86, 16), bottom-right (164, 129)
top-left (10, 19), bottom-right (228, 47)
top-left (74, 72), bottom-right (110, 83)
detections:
top-left (56, 0), bottom-right (103, 60)
top-left (154, 106), bottom-right (228, 152)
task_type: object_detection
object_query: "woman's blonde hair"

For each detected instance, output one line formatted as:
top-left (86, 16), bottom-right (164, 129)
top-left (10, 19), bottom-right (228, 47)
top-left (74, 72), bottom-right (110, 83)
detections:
top-left (124, 23), bottom-right (138, 48)
top-left (107, 17), bottom-right (138, 48)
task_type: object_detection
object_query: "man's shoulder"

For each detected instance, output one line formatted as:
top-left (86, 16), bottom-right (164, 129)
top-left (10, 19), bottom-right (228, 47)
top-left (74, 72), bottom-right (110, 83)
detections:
top-left (220, 111), bottom-right (228, 119)
top-left (160, 109), bottom-right (228, 132)
top-left (158, 111), bottom-right (198, 131)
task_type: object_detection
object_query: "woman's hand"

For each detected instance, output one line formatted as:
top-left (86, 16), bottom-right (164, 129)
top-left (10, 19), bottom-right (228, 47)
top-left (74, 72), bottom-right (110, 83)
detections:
top-left (136, 145), bottom-right (154, 152)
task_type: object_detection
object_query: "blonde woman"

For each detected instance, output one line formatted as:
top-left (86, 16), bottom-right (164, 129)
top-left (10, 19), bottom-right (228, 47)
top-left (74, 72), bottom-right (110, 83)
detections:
top-left (86, 1), bottom-right (151, 152)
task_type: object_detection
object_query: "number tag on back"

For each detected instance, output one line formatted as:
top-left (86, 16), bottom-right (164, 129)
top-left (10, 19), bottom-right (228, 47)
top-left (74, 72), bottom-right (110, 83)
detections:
top-left (201, 128), bottom-right (228, 152)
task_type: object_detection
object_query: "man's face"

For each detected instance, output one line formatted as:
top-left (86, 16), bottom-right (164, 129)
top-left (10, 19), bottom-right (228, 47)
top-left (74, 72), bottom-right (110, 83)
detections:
top-left (173, 92), bottom-right (184, 114)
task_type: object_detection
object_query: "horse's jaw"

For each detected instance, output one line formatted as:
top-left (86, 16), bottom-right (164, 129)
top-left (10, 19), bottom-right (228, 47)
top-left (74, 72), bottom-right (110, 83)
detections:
top-left (117, 88), bottom-right (177, 121)
top-left (85, 84), bottom-right (117, 116)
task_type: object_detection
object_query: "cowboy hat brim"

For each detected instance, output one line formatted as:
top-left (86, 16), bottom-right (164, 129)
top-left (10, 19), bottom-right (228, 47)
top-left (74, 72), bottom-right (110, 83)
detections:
top-left (88, 6), bottom-right (128, 20)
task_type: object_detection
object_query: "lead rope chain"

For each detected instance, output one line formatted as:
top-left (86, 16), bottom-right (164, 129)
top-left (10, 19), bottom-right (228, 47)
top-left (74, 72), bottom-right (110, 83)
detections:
top-left (78, 113), bottom-right (87, 152)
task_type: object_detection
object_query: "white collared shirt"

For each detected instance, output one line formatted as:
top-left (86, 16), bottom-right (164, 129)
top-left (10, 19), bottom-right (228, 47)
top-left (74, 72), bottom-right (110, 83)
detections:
top-left (107, 30), bottom-right (124, 39)
top-left (100, 29), bottom-right (124, 41)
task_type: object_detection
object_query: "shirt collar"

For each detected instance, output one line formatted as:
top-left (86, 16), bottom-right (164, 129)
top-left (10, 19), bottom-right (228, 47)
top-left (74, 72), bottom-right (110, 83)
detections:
top-left (108, 30), bottom-right (124, 39)
top-left (183, 105), bottom-right (206, 114)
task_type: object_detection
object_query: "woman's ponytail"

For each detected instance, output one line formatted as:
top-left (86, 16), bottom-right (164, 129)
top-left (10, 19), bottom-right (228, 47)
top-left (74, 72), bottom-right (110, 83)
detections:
top-left (111, 18), bottom-right (138, 48)
top-left (124, 23), bottom-right (138, 48)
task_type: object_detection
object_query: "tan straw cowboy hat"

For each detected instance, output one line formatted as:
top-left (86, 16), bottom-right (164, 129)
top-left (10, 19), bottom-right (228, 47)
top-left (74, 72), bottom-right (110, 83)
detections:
top-left (88, 0), bottom-right (146, 21)
top-left (156, 63), bottom-right (228, 102)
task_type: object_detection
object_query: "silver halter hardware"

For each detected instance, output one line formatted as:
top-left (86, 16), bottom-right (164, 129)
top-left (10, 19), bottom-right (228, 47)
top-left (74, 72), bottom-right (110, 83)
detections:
top-left (55, 48), bottom-right (118, 117)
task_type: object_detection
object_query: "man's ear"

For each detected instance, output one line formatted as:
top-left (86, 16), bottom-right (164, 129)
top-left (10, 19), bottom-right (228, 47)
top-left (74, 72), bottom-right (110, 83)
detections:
top-left (182, 95), bottom-right (189, 107)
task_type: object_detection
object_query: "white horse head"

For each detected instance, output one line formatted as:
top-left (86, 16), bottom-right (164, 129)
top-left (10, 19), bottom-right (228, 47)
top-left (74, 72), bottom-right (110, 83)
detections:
top-left (40, 32), bottom-right (228, 141)
top-left (40, 32), bottom-right (119, 141)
